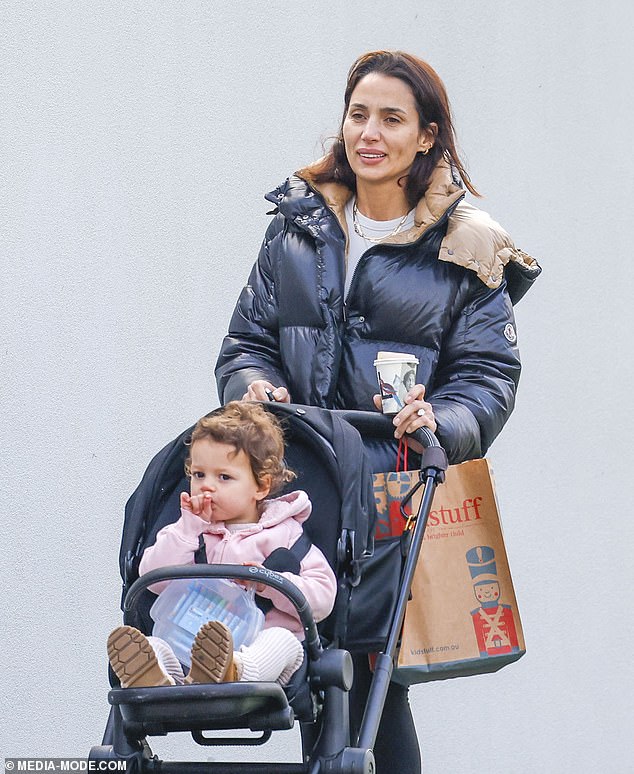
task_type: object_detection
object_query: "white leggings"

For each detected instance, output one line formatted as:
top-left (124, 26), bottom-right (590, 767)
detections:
top-left (149, 626), bottom-right (304, 686)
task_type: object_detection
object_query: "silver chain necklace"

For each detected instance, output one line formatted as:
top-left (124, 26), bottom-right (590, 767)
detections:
top-left (352, 200), bottom-right (410, 243)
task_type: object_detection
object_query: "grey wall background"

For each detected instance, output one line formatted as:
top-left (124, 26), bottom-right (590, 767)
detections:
top-left (2, 1), bottom-right (632, 771)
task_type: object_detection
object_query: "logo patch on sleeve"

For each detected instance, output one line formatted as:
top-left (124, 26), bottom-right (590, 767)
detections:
top-left (503, 323), bottom-right (517, 343)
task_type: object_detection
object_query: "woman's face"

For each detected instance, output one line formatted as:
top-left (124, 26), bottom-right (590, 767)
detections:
top-left (343, 73), bottom-right (430, 193)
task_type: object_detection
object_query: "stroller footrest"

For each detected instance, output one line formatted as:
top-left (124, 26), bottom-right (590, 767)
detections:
top-left (109, 682), bottom-right (294, 738)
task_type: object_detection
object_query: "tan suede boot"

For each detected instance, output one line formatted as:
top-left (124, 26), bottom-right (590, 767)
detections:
top-left (107, 625), bottom-right (176, 688)
top-left (187, 620), bottom-right (238, 683)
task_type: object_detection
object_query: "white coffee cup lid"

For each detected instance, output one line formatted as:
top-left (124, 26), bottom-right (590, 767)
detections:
top-left (376, 350), bottom-right (417, 360)
top-left (374, 351), bottom-right (419, 367)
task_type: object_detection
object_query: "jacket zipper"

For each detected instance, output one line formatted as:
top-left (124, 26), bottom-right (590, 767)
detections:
top-left (343, 246), bottom-right (380, 321)
top-left (343, 201), bottom-right (461, 320)
top-left (295, 179), bottom-right (464, 322)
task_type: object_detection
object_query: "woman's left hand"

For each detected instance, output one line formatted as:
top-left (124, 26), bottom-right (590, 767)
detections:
top-left (373, 383), bottom-right (437, 441)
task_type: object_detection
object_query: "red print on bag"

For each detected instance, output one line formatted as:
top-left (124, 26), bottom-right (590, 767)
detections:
top-left (373, 474), bottom-right (413, 538)
top-left (466, 546), bottom-right (520, 657)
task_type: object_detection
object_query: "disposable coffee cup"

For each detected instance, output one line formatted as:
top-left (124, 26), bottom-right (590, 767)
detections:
top-left (373, 351), bottom-right (420, 415)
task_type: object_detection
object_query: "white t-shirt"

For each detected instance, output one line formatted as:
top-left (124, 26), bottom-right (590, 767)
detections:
top-left (343, 198), bottom-right (416, 298)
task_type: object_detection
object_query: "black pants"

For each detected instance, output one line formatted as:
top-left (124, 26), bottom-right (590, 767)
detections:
top-left (348, 654), bottom-right (421, 773)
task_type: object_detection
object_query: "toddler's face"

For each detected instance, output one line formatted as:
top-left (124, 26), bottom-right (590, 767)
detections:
top-left (189, 439), bottom-right (269, 524)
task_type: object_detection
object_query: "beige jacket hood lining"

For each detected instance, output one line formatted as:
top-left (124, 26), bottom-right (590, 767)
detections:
top-left (296, 159), bottom-right (539, 290)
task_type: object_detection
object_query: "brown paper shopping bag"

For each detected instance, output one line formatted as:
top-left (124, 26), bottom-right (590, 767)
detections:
top-left (392, 458), bottom-right (526, 684)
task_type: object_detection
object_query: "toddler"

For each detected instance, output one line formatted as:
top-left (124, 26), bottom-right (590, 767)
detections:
top-left (108, 401), bottom-right (337, 687)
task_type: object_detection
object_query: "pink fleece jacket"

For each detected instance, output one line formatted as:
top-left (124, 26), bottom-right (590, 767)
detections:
top-left (138, 490), bottom-right (337, 640)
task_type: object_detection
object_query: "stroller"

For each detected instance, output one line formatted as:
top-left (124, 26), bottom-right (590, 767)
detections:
top-left (90, 404), bottom-right (448, 774)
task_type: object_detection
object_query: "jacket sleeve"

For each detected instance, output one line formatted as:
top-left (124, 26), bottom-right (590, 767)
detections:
top-left (138, 508), bottom-right (208, 593)
top-left (430, 278), bottom-right (521, 463)
top-left (257, 544), bottom-right (338, 624)
top-left (215, 215), bottom-right (288, 403)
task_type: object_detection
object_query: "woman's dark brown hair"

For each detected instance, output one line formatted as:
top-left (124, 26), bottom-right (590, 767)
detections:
top-left (312, 50), bottom-right (479, 206)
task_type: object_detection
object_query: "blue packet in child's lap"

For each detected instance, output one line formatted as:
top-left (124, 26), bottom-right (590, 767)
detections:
top-left (150, 578), bottom-right (264, 668)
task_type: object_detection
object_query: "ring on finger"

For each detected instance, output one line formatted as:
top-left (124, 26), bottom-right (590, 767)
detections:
top-left (417, 408), bottom-right (427, 417)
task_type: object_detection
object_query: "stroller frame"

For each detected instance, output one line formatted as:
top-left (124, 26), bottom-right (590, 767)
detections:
top-left (90, 409), bottom-right (448, 774)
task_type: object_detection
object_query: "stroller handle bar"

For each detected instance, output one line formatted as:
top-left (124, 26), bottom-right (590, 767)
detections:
top-left (332, 409), bottom-right (440, 449)
top-left (123, 564), bottom-right (323, 661)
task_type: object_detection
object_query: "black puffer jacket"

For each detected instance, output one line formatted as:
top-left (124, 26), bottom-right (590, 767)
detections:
top-left (216, 160), bottom-right (540, 464)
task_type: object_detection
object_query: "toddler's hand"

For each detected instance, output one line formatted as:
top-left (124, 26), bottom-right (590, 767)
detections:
top-left (180, 491), bottom-right (214, 522)
top-left (242, 561), bottom-right (267, 593)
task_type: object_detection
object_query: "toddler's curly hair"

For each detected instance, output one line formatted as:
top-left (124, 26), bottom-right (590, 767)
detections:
top-left (185, 401), bottom-right (296, 497)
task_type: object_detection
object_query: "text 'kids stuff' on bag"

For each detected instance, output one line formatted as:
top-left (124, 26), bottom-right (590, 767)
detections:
top-left (373, 455), bottom-right (526, 684)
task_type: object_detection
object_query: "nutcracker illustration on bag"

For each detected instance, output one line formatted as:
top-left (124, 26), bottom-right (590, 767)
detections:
top-left (466, 546), bottom-right (520, 657)
top-left (372, 472), bottom-right (415, 538)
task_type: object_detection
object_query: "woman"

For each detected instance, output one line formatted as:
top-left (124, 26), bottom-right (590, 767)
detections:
top-left (216, 50), bottom-right (539, 772)
top-left (402, 369), bottom-right (417, 394)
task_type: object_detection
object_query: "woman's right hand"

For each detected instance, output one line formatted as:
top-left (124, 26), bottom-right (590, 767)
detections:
top-left (242, 379), bottom-right (291, 403)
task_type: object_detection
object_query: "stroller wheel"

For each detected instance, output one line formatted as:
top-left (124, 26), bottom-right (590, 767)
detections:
top-left (89, 747), bottom-right (146, 774)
